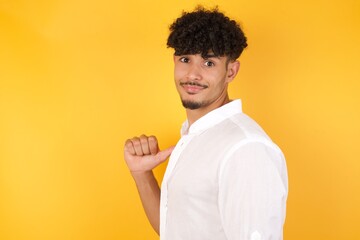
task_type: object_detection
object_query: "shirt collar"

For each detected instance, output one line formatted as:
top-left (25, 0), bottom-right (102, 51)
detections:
top-left (181, 99), bottom-right (243, 136)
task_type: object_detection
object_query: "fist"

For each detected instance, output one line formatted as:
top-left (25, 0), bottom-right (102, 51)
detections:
top-left (124, 135), bottom-right (174, 173)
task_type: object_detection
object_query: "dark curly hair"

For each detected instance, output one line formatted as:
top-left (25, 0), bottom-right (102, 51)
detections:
top-left (167, 6), bottom-right (248, 61)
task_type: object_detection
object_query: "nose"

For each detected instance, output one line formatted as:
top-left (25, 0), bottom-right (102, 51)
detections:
top-left (186, 63), bottom-right (202, 81)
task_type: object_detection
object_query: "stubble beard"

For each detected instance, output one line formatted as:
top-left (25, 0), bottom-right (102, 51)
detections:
top-left (181, 99), bottom-right (208, 110)
top-left (178, 81), bottom-right (210, 110)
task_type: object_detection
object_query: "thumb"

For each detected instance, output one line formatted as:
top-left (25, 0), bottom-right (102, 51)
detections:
top-left (155, 146), bottom-right (175, 164)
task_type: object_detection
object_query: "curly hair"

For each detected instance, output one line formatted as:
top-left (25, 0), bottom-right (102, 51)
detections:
top-left (167, 6), bottom-right (248, 61)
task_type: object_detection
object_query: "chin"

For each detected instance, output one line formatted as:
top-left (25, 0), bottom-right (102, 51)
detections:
top-left (181, 100), bottom-right (203, 110)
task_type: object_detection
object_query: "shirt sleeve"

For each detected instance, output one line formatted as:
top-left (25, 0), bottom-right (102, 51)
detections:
top-left (218, 141), bottom-right (288, 240)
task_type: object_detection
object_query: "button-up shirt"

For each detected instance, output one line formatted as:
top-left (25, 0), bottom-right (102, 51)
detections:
top-left (160, 99), bottom-right (288, 240)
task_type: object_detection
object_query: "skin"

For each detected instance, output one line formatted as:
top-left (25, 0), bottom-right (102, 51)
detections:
top-left (124, 53), bottom-right (240, 234)
top-left (174, 53), bottom-right (240, 126)
top-left (124, 135), bottom-right (173, 234)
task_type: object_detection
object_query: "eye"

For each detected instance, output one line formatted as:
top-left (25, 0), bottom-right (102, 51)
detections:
top-left (204, 61), bottom-right (215, 67)
top-left (179, 57), bottom-right (190, 63)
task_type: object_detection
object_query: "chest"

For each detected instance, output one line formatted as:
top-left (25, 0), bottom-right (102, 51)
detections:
top-left (166, 133), bottom-right (231, 204)
top-left (165, 120), bottom-right (247, 205)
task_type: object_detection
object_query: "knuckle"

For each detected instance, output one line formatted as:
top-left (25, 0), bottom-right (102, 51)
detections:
top-left (125, 140), bottom-right (134, 148)
top-left (131, 138), bottom-right (140, 146)
top-left (154, 153), bottom-right (160, 162)
top-left (148, 135), bottom-right (157, 143)
top-left (139, 136), bottom-right (148, 144)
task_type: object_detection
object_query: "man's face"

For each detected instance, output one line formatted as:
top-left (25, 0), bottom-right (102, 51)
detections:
top-left (174, 53), bottom-right (239, 110)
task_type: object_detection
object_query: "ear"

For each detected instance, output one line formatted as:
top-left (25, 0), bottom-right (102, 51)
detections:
top-left (226, 61), bottom-right (240, 83)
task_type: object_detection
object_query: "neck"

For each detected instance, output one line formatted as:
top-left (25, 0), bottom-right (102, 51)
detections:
top-left (186, 95), bottom-right (230, 127)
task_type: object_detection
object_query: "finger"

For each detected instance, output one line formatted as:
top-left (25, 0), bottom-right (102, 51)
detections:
top-left (139, 135), bottom-right (150, 155)
top-left (131, 137), bottom-right (144, 156)
top-left (148, 136), bottom-right (159, 155)
top-left (155, 146), bottom-right (175, 163)
top-left (124, 139), bottom-right (136, 155)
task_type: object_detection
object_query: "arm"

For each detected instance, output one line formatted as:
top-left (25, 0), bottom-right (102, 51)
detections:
top-left (218, 142), bottom-right (288, 240)
top-left (124, 135), bottom-right (174, 234)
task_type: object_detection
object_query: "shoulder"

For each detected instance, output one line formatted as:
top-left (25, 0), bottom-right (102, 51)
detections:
top-left (229, 113), bottom-right (271, 140)
top-left (212, 112), bottom-right (275, 146)
top-left (217, 113), bottom-right (287, 177)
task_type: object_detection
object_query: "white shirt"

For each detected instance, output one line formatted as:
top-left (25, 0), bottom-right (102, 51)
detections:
top-left (160, 100), bottom-right (288, 240)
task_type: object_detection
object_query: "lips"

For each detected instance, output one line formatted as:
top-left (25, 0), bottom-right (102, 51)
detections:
top-left (180, 82), bottom-right (208, 94)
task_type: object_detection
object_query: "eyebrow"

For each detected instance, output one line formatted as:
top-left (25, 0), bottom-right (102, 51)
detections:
top-left (175, 53), bottom-right (221, 60)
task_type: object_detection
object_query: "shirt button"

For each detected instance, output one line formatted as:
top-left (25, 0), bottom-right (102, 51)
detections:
top-left (251, 231), bottom-right (261, 240)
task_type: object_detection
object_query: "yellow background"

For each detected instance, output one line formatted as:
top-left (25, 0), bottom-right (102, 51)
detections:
top-left (1, 0), bottom-right (359, 239)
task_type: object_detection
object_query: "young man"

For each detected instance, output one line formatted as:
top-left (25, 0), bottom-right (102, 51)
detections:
top-left (124, 6), bottom-right (288, 240)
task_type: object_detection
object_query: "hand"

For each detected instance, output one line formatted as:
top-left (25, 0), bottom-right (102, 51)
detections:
top-left (124, 135), bottom-right (174, 173)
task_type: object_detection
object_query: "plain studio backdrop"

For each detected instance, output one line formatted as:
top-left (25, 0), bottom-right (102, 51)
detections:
top-left (0, 0), bottom-right (359, 239)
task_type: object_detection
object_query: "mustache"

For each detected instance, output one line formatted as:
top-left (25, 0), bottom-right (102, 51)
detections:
top-left (180, 81), bottom-right (208, 88)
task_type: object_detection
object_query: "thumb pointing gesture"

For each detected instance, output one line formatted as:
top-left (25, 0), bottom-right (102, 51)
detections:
top-left (153, 146), bottom-right (175, 165)
top-left (124, 135), bottom-right (174, 173)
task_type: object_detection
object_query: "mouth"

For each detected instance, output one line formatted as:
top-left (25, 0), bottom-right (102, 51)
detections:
top-left (180, 82), bottom-right (208, 94)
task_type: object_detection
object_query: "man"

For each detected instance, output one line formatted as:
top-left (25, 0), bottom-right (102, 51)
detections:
top-left (124, 6), bottom-right (288, 240)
